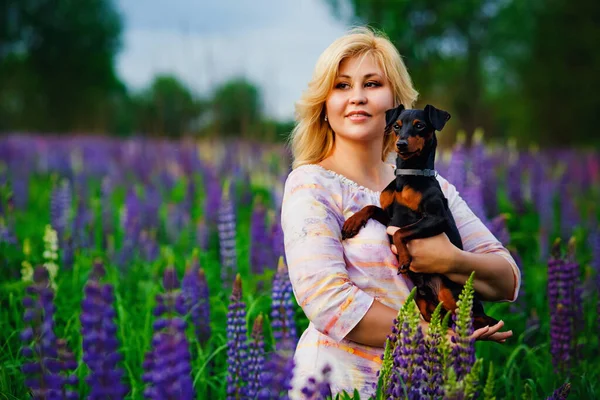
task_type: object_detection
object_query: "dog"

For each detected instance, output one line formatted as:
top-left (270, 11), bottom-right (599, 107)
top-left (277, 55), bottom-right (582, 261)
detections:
top-left (341, 104), bottom-right (498, 330)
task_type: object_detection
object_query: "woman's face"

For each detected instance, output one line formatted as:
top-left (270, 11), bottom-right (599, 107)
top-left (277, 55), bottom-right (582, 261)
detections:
top-left (325, 54), bottom-right (395, 143)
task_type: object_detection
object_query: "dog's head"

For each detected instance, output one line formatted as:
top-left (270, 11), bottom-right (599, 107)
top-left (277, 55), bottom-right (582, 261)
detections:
top-left (385, 104), bottom-right (451, 160)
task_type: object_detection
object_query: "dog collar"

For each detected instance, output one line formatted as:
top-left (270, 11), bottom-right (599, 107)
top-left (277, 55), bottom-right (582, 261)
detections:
top-left (395, 168), bottom-right (438, 177)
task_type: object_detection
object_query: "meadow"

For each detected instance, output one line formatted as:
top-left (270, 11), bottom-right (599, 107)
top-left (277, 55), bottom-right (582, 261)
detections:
top-left (0, 133), bottom-right (598, 399)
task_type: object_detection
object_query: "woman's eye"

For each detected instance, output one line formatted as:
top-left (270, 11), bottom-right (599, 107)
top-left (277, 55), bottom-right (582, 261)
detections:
top-left (365, 81), bottom-right (381, 88)
top-left (335, 82), bottom-right (349, 89)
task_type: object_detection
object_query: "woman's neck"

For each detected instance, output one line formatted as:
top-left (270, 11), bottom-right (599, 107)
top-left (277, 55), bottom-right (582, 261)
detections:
top-left (319, 139), bottom-right (391, 192)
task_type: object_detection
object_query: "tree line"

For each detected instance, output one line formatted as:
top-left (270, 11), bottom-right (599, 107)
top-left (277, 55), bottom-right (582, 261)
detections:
top-left (1, 0), bottom-right (599, 147)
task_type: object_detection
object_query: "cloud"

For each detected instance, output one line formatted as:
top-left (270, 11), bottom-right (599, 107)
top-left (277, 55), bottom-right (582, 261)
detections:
top-left (115, 0), bottom-right (350, 119)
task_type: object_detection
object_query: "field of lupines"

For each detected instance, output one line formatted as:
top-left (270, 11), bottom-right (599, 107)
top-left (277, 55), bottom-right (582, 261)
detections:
top-left (0, 132), bottom-right (599, 399)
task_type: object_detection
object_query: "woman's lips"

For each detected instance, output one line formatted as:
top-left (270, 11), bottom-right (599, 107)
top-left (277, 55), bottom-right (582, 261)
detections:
top-left (346, 114), bottom-right (370, 122)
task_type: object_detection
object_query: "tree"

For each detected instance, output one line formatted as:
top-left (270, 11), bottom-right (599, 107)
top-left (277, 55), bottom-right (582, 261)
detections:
top-left (517, 0), bottom-right (600, 147)
top-left (210, 78), bottom-right (263, 137)
top-left (0, 0), bottom-right (124, 133)
top-left (325, 0), bottom-right (536, 144)
top-left (133, 75), bottom-right (206, 137)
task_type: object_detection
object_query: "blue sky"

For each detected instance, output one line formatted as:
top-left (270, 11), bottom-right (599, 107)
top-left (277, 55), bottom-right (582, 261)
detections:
top-left (115, 0), bottom-right (351, 120)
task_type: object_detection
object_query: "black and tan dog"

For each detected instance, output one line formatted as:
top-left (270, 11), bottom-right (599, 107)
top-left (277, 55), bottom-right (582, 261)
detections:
top-left (341, 104), bottom-right (498, 330)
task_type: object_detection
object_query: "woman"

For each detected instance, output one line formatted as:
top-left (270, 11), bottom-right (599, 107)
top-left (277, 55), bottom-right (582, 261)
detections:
top-left (281, 26), bottom-right (520, 398)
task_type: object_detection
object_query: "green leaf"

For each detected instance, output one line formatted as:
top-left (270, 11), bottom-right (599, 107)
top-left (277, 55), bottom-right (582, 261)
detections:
top-left (483, 361), bottom-right (496, 400)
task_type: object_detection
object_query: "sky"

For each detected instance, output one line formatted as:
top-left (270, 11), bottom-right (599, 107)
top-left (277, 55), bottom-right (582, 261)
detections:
top-left (115, 0), bottom-right (352, 120)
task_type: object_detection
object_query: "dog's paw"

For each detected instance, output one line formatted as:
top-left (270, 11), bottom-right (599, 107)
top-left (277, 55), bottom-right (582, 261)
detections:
top-left (396, 255), bottom-right (412, 274)
top-left (341, 218), bottom-right (365, 240)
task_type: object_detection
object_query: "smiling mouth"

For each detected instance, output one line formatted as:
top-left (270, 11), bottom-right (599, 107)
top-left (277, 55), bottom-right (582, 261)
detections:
top-left (346, 112), bottom-right (371, 118)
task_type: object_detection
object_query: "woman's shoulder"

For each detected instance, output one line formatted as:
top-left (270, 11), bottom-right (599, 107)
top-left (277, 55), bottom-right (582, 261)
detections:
top-left (284, 164), bottom-right (344, 193)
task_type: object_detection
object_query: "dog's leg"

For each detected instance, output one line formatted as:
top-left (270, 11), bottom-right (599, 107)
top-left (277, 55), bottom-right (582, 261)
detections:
top-left (394, 214), bottom-right (448, 242)
top-left (341, 205), bottom-right (390, 240)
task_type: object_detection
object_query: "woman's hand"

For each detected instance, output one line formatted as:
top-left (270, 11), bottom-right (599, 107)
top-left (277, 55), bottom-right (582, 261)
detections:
top-left (386, 226), bottom-right (460, 275)
top-left (424, 319), bottom-right (512, 344)
top-left (468, 320), bottom-right (512, 343)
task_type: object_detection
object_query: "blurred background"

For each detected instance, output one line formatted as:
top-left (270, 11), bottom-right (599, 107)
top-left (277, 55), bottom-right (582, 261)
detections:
top-left (1, 0), bottom-right (599, 148)
top-left (1, 2), bottom-right (600, 399)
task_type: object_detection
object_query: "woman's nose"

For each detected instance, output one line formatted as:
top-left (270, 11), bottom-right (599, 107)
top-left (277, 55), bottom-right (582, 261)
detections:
top-left (349, 87), bottom-right (367, 104)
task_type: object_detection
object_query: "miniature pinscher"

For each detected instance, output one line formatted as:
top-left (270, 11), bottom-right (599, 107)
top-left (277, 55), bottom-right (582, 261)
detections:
top-left (341, 104), bottom-right (498, 330)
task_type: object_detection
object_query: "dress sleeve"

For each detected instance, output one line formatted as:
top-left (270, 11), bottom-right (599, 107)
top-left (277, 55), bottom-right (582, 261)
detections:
top-left (281, 168), bottom-right (375, 342)
top-left (438, 175), bottom-right (521, 302)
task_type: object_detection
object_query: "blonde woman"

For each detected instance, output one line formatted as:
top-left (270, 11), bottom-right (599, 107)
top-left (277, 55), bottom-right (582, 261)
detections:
top-left (281, 27), bottom-right (520, 398)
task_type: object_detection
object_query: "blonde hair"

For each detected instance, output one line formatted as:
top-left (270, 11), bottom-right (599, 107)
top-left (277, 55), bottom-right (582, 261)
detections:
top-left (288, 26), bottom-right (419, 169)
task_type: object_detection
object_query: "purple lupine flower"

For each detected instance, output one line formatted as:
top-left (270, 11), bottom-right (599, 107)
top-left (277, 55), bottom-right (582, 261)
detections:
top-left (389, 319), bottom-right (428, 399)
top-left (423, 323), bottom-right (444, 399)
top-left (72, 196), bottom-right (93, 250)
top-left (63, 233), bottom-right (75, 272)
top-left (529, 151), bottom-right (545, 212)
top-left (165, 202), bottom-right (190, 244)
top-left (203, 167), bottom-right (222, 229)
top-left (546, 382), bottom-right (571, 400)
top-left (461, 177), bottom-right (488, 225)
top-left (250, 199), bottom-right (271, 275)
top-left (271, 257), bottom-right (297, 350)
top-left (247, 315), bottom-right (266, 398)
top-left (139, 229), bottom-right (160, 262)
top-left (447, 137), bottom-right (467, 194)
top-left (300, 364), bottom-right (332, 400)
top-left (507, 150), bottom-right (525, 214)
top-left (80, 260), bottom-right (129, 399)
top-left (11, 172), bottom-right (30, 210)
top-left (50, 178), bottom-right (72, 242)
top-left (560, 193), bottom-right (580, 240)
top-left (590, 227), bottom-right (600, 332)
top-left (469, 131), bottom-right (496, 218)
top-left (100, 176), bottom-right (113, 248)
top-left (257, 345), bottom-right (296, 400)
top-left (143, 185), bottom-right (162, 231)
top-left (196, 217), bottom-right (210, 251)
top-left (143, 267), bottom-right (194, 400)
top-left (538, 179), bottom-right (556, 260)
top-left (226, 274), bottom-right (249, 399)
top-left (181, 253), bottom-right (211, 344)
top-left (488, 214), bottom-right (510, 246)
top-left (449, 276), bottom-right (476, 381)
top-left (21, 266), bottom-right (78, 400)
top-left (123, 188), bottom-right (142, 240)
top-left (218, 186), bottom-right (237, 290)
top-left (0, 216), bottom-right (17, 246)
top-left (566, 239), bottom-right (584, 340)
top-left (548, 239), bottom-right (579, 373)
top-left (270, 207), bottom-right (285, 266)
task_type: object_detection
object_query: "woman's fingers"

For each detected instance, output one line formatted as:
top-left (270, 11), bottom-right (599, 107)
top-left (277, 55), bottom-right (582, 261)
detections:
top-left (471, 325), bottom-right (490, 340)
top-left (470, 320), bottom-right (512, 343)
top-left (391, 244), bottom-right (398, 254)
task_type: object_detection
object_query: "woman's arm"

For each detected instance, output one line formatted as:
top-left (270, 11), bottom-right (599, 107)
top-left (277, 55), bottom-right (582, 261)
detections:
top-left (447, 250), bottom-right (516, 302)
top-left (346, 297), bottom-right (513, 347)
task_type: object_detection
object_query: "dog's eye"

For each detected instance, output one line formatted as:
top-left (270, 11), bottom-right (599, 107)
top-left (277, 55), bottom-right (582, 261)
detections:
top-left (393, 124), bottom-right (400, 130)
top-left (416, 123), bottom-right (425, 129)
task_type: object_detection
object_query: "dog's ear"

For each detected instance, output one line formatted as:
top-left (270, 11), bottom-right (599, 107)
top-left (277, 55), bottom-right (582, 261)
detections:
top-left (425, 104), bottom-right (451, 131)
top-left (385, 105), bottom-right (405, 130)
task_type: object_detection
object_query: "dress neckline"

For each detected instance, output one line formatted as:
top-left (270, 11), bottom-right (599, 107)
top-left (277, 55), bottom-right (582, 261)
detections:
top-left (302, 163), bottom-right (395, 195)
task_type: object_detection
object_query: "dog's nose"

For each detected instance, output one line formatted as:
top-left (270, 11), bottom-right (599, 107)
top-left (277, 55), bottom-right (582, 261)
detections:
top-left (397, 140), bottom-right (408, 150)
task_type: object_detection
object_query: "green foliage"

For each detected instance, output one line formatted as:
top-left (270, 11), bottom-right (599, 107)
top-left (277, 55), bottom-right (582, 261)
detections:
top-left (455, 271), bottom-right (476, 337)
top-left (0, 0), bottom-right (123, 132)
top-left (132, 75), bottom-right (206, 137)
top-left (463, 358), bottom-right (483, 399)
top-left (483, 362), bottom-right (496, 400)
top-left (210, 78), bottom-right (264, 138)
top-left (326, 0), bottom-right (600, 147)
